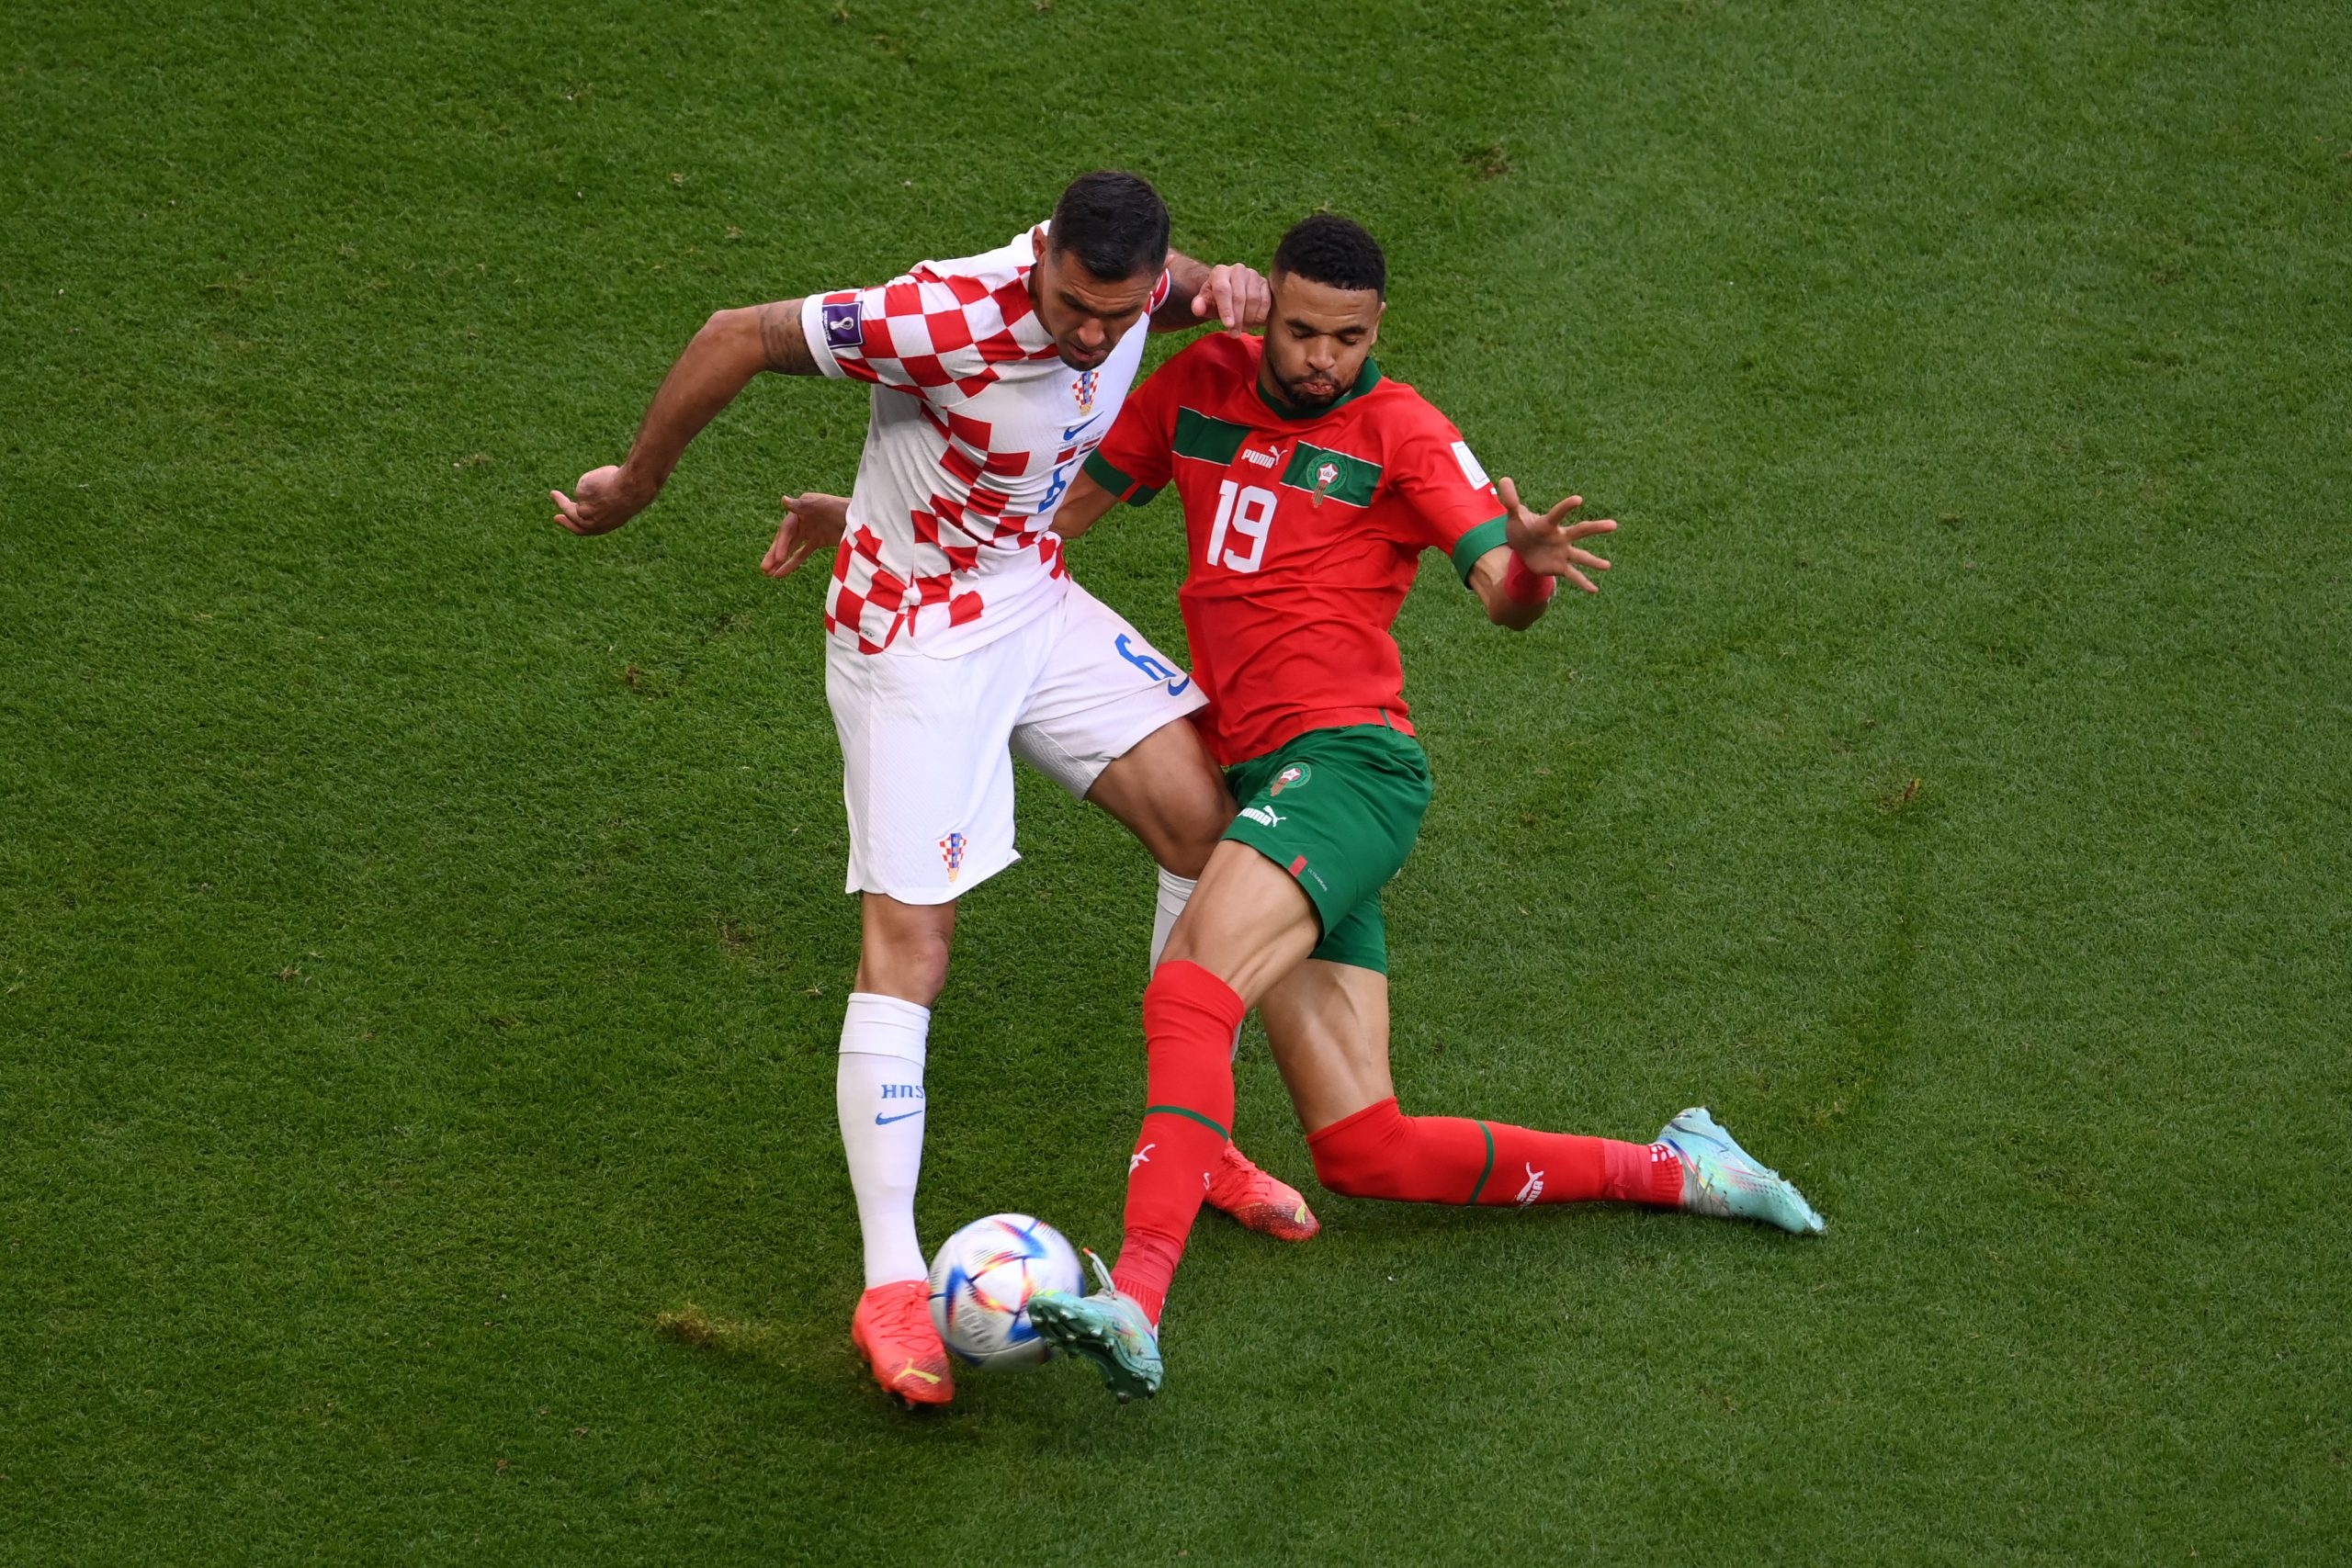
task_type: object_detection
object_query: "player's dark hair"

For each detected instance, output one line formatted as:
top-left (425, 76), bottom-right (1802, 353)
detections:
top-left (1048, 171), bottom-right (1171, 282)
top-left (1272, 213), bottom-right (1386, 299)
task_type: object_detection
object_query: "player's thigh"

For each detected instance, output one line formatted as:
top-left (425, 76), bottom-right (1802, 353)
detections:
top-left (1258, 959), bottom-right (1394, 1134)
top-left (825, 632), bottom-right (1041, 905)
top-left (1217, 726), bottom-right (1432, 953)
top-left (1009, 581), bottom-right (1212, 840)
top-left (1084, 716), bottom-right (1234, 878)
top-left (1159, 838), bottom-right (1324, 1004)
top-left (1309, 893), bottom-right (1389, 975)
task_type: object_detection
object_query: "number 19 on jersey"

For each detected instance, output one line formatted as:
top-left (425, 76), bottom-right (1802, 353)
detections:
top-left (1206, 480), bottom-right (1278, 574)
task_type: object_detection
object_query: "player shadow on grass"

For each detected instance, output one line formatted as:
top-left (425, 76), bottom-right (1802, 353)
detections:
top-left (653, 1301), bottom-right (794, 1365)
top-left (651, 1300), bottom-right (1089, 1425)
top-left (1292, 1194), bottom-right (1700, 1240)
top-left (655, 1301), bottom-right (916, 1415)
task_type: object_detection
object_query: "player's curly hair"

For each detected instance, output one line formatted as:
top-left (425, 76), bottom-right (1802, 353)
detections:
top-left (1272, 213), bottom-right (1386, 299)
top-left (1049, 171), bottom-right (1170, 282)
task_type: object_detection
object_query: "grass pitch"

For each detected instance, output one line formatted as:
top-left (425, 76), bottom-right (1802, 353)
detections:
top-left (4, 1), bottom-right (2348, 1561)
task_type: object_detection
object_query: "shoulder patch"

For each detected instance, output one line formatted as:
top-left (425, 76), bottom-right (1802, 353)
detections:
top-left (1451, 440), bottom-right (1490, 489)
top-left (821, 299), bottom-right (864, 351)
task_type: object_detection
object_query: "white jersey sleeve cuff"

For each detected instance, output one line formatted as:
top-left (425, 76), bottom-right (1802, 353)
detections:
top-left (799, 292), bottom-right (852, 380)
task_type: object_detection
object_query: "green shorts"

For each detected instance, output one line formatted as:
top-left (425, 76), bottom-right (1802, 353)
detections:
top-left (1220, 724), bottom-right (1433, 975)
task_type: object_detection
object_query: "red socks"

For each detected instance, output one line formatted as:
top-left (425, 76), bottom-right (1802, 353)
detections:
top-left (1113, 967), bottom-right (1684, 1324)
top-left (1306, 1097), bottom-right (1684, 1209)
top-left (1111, 961), bottom-right (1244, 1325)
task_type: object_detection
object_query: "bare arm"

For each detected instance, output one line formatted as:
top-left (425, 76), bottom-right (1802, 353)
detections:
top-left (1045, 470), bottom-right (1125, 542)
top-left (551, 299), bottom-right (820, 536)
top-left (1464, 478), bottom-right (1618, 630)
top-left (1466, 547), bottom-right (1548, 631)
top-left (1152, 250), bottom-right (1272, 333)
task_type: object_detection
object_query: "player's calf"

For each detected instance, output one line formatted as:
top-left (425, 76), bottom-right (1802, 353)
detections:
top-left (1306, 1097), bottom-right (1683, 1209)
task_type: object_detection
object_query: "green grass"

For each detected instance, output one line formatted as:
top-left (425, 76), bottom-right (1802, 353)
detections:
top-left (5, 0), bottom-right (2348, 1560)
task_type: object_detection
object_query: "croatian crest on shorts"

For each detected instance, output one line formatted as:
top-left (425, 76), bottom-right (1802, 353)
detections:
top-left (938, 832), bottom-right (967, 882)
top-left (1269, 763), bottom-right (1311, 796)
top-left (1073, 368), bottom-right (1099, 415)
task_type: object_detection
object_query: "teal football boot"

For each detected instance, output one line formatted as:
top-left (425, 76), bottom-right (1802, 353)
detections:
top-left (1658, 1107), bottom-right (1827, 1235)
top-left (1028, 1250), bottom-right (1164, 1403)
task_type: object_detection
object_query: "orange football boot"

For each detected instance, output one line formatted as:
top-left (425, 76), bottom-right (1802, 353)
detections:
top-left (1204, 1144), bottom-right (1320, 1242)
top-left (850, 1280), bottom-right (954, 1407)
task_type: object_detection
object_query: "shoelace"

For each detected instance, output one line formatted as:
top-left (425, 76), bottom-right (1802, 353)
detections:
top-left (1212, 1146), bottom-right (1265, 1191)
top-left (1081, 1247), bottom-right (1118, 1298)
top-left (877, 1284), bottom-right (934, 1342)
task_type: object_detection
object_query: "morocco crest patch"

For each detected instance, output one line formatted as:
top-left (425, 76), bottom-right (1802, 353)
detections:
top-left (1309, 460), bottom-right (1340, 507)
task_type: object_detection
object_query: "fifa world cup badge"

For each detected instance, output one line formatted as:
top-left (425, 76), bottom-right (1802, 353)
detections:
top-left (938, 832), bottom-right (967, 882)
top-left (821, 299), bottom-right (863, 351)
top-left (1310, 459), bottom-right (1340, 508)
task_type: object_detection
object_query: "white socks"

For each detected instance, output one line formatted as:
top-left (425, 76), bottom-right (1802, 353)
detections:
top-left (836, 991), bottom-right (933, 1289)
top-left (1149, 865), bottom-right (1242, 1063)
top-left (1148, 867), bottom-right (1196, 971)
top-left (831, 869), bottom-right (1214, 1292)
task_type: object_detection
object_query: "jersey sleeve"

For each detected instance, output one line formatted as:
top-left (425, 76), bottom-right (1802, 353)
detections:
top-left (1386, 415), bottom-right (1510, 584)
top-left (1081, 349), bottom-right (1186, 506)
top-left (797, 276), bottom-right (1012, 403)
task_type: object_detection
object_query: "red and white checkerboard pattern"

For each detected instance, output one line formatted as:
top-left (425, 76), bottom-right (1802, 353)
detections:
top-left (804, 227), bottom-right (1170, 656)
top-left (821, 268), bottom-right (1060, 400)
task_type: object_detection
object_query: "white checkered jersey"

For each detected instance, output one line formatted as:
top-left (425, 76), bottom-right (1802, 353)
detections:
top-left (799, 225), bottom-right (1170, 655)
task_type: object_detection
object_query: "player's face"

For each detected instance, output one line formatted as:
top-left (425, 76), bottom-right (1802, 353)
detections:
top-left (1261, 272), bottom-right (1385, 410)
top-left (1030, 229), bottom-right (1161, 371)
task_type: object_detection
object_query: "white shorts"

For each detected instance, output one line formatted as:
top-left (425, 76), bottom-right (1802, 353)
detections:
top-left (825, 578), bottom-right (1207, 904)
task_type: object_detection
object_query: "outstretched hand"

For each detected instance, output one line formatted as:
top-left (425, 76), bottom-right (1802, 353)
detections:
top-left (1497, 477), bottom-right (1615, 594)
top-left (550, 464), bottom-right (649, 536)
top-left (1191, 263), bottom-right (1272, 332)
top-left (763, 491), bottom-right (850, 579)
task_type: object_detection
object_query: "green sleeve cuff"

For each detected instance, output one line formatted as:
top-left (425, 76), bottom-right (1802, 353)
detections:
top-left (1082, 449), bottom-right (1159, 506)
top-left (1449, 515), bottom-right (1510, 584)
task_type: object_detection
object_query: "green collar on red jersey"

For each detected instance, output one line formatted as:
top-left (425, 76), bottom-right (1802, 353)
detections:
top-left (1255, 356), bottom-right (1384, 421)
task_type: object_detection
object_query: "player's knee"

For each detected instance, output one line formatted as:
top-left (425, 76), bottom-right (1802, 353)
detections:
top-left (1096, 720), bottom-right (1232, 879)
top-left (1117, 783), bottom-right (1227, 881)
top-left (1162, 784), bottom-right (1236, 880)
top-left (855, 915), bottom-right (955, 1006)
top-left (1156, 827), bottom-right (1220, 883)
top-left (1306, 1099), bottom-right (1410, 1200)
top-left (1310, 1140), bottom-right (1407, 1200)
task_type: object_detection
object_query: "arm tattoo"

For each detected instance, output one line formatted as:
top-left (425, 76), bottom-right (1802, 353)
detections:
top-left (758, 299), bottom-right (819, 375)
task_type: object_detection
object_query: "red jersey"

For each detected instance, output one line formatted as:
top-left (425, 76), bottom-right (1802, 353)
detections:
top-left (1082, 333), bottom-right (1509, 764)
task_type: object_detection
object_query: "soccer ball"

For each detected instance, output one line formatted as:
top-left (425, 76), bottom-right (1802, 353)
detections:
top-left (926, 1213), bottom-right (1083, 1370)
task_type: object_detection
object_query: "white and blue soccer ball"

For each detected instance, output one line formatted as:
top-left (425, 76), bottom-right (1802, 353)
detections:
top-left (925, 1213), bottom-right (1083, 1370)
